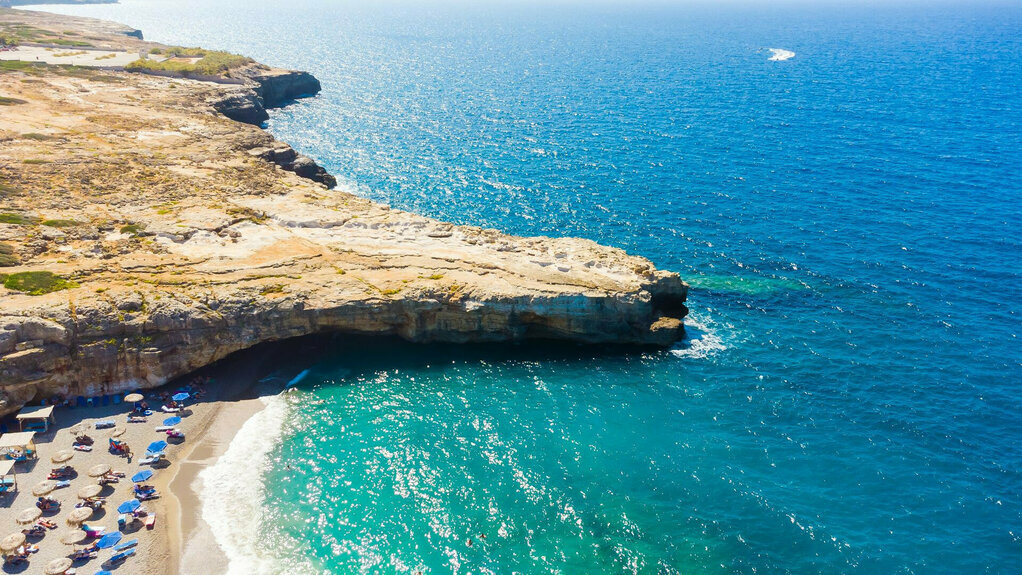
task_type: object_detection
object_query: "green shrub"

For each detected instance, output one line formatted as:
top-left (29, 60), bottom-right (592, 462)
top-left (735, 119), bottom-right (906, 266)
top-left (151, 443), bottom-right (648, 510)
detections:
top-left (49, 39), bottom-right (91, 47)
top-left (260, 284), bottom-right (285, 295)
top-left (0, 213), bottom-right (37, 225)
top-left (0, 61), bottom-right (36, 72)
top-left (0, 96), bottom-right (27, 105)
top-left (126, 49), bottom-right (252, 77)
top-left (0, 243), bottom-right (17, 267)
top-left (42, 219), bottom-right (79, 228)
top-left (120, 223), bottom-right (143, 235)
top-left (1, 271), bottom-right (78, 295)
top-left (22, 132), bottom-right (57, 141)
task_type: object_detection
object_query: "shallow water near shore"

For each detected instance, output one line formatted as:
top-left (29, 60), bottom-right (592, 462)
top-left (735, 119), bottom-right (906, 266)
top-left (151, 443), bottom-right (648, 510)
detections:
top-left (33, 0), bottom-right (1022, 572)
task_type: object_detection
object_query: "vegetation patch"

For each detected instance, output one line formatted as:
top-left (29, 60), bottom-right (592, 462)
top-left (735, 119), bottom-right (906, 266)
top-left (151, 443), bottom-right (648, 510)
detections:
top-left (49, 39), bottom-right (91, 47)
top-left (0, 213), bottom-right (37, 225)
top-left (226, 206), bottom-right (268, 224)
top-left (260, 284), bottom-right (285, 296)
top-left (0, 243), bottom-right (18, 267)
top-left (21, 132), bottom-right (57, 141)
top-left (42, 219), bottom-right (79, 228)
top-left (23, 159), bottom-right (50, 164)
top-left (0, 95), bottom-right (27, 106)
top-left (120, 223), bottom-right (143, 236)
top-left (126, 48), bottom-right (252, 77)
top-left (0, 61), bottom-right (34, 72)
top-left (1, 271), bottom-right (78, 295)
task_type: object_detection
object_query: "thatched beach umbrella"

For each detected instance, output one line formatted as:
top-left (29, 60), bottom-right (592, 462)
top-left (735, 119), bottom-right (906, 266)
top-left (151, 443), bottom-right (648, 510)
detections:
top-left (87, 463), bottom-right (110, 477)
top-left (60, 530), bottom-right (89, 546)
top-left (124, 393), bottom-right (144, 403)
top-left (111, 426), bottom-right (126, 438)
top-left (0, 532), bottom-right (26, 554)
top-left (51, 449), bottom-right (74, 464)
top-left (78, 484), bottom-right (102, 500)
top-left (45, 557), bottom-right (73, 575)
top-left (69, 422), bottom-right (88, 436)
top-left (65, 506), bottom-right (93, 526)
top-left (15, 507), bottom-right (42, 525)
top-left (33, 480), bottom-right (58, 496)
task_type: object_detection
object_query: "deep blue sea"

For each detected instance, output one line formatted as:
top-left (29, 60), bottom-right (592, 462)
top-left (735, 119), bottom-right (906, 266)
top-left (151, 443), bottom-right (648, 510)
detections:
top-left (36, 0), bottom-right (1022, 572)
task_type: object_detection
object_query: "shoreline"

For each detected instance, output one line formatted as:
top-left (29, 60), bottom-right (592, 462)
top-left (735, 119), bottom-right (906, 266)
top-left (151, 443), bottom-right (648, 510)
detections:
top-left (174, 391), bottom-right (265, 575)
top-left (166, 349), bottom-right (292, 574)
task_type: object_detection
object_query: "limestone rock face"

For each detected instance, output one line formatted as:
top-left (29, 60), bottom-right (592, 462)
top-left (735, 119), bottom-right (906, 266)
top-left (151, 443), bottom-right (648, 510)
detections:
top-left (211, 91), bottom-right (269, 125)
top-left (246, 70), bottom-right (322, 108)
top-left (0, 10), bottom-right (689, 416)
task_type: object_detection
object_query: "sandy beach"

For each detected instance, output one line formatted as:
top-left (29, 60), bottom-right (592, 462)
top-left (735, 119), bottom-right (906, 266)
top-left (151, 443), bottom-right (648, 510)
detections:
top-left (0, 356), bottom-right (276, 575)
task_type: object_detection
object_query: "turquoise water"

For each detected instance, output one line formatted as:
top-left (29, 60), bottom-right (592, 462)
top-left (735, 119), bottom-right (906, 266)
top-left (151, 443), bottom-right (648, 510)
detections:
top-left (37, 0), bottom-right (1022, 572)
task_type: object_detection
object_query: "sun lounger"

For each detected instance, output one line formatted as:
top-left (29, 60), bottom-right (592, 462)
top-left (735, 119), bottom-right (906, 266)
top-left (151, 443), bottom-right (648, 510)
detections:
top-left (114, 539), bottom-right (138, 552)
top-left (95, 420), bottom-right (115, 429)
top-left (109, 548), bottom-right (136, 563)
top-left (145, 513), bottom-right (156, 529)
top-left (154, 425), bottom-right (174, 432)
top-left (73, 444), bottom-right (93, 452)
top-left (161, 406), bottom-right (181, 413)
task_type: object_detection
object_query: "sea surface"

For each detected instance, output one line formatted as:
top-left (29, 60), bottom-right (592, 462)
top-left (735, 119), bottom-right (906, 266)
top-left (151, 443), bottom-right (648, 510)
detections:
top-left (34, 0), bottom-right (1022, 573)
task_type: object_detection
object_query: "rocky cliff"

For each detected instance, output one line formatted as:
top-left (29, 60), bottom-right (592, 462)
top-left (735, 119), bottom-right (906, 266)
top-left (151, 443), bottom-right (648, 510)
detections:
top-left (0, 11), bottom-right (688, 416)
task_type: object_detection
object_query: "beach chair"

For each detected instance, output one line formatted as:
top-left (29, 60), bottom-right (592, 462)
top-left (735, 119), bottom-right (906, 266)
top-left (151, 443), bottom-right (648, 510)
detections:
top-left (81, 524), bottom-right (105, 537)
top-left (154, 425), bottom-right (174, 432)
top-left (114, 539), bottom-right (138, 552)
top-left (145, 513), bottom-right (157, 529)
top-left (95, 420), bottom-right (115, 429)
top-left (109, 548), bottom-right (136, 564)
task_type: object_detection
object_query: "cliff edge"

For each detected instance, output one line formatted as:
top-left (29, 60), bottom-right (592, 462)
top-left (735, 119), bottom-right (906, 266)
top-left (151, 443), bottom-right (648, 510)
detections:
top-left (0, 10), bottom-right (687, 416)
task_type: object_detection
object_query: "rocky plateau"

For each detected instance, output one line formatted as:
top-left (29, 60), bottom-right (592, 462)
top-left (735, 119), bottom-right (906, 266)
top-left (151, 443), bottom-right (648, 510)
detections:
top-left (0, 9), bottom-right (688, 416)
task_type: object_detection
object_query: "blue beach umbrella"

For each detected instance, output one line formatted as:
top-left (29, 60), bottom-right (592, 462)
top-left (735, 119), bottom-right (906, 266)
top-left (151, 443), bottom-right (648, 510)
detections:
top-left (95, 532), bottom-right (122, 549)
top-left (146, 440), bottom-right (167, 454)
top-left (117, 499), bottom-right (141, 513)
top-left (162, 416), bottom-right (181, 426)
top-left (171, 392), bottom-right (189, 402)
top-left (131, 470), bottom-right (153, 483)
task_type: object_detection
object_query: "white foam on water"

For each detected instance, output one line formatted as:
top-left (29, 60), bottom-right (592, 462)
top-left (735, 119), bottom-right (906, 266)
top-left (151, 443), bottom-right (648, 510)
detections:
top-left (670, 314), bottom-right (727, 359)
top-left (768, 48), bottom-right (796, 61)
top-left (199, 392), bottom-right (291, 575)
